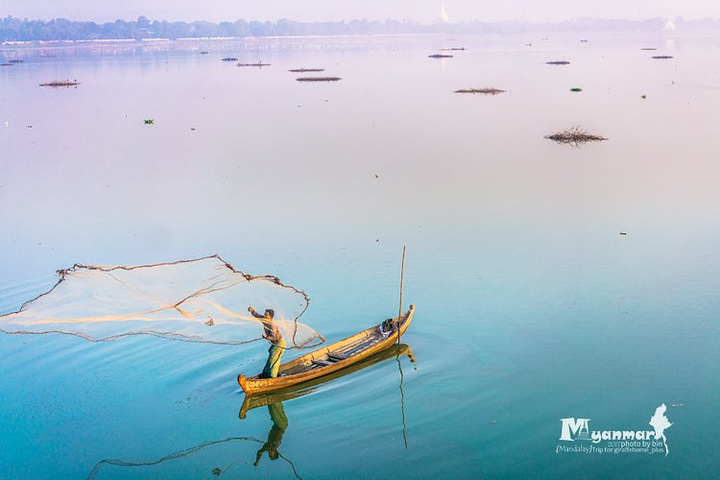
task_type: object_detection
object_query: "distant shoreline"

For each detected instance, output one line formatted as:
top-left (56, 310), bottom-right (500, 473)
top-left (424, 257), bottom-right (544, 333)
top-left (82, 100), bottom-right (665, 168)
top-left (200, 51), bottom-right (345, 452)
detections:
top-left (0, 32), bottom-right (437, 48)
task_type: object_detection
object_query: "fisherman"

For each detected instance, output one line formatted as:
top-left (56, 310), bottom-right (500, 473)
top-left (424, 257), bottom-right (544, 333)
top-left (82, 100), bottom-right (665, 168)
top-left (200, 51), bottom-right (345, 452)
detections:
top-left (248, 306), bottom-right (285, 378)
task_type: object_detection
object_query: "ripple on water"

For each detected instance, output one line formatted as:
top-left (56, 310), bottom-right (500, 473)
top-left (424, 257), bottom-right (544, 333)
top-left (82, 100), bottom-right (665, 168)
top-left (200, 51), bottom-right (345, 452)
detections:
top-left (0, 275), bottom-right (59, 314)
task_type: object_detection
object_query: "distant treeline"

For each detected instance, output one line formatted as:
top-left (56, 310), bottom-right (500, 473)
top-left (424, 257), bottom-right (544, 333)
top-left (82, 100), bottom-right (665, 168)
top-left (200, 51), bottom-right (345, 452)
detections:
top-left (0, 16), bottom-right (421, 41)
top-left (1, 15), bottom-right (717, 42)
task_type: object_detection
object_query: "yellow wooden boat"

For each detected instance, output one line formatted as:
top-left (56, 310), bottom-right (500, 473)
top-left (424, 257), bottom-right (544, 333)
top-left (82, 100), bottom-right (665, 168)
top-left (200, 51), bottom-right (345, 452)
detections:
top-left (238, 305), bottom-right (414, 395)
top-left (239, 343), bottom-right (415, 418)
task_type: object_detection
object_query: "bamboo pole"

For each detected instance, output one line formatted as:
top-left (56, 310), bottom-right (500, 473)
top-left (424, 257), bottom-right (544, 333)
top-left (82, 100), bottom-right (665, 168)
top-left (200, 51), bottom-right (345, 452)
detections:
top-left (397, 246), bottom-right (406, 344)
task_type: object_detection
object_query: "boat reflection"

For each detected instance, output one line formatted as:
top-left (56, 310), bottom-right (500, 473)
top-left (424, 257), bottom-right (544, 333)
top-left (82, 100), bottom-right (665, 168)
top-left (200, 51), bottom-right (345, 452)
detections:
top-left (246, 343), bottom-right (414, 476)
top-left (240, 343), bottom-right (415, 418)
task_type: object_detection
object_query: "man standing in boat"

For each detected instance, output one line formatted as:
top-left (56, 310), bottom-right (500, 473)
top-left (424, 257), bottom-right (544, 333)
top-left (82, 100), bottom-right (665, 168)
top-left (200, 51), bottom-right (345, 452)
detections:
top-left (248, 306), bottom-right (285, 378)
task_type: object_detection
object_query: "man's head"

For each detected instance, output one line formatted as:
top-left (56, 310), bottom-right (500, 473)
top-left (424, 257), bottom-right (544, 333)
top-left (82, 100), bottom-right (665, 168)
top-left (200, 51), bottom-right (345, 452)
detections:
top-left (264, 309), bottom-right (275, 319)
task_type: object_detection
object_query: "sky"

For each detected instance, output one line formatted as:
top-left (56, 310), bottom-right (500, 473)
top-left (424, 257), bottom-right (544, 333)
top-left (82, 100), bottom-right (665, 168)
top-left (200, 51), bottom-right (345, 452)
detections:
top-left (3, 0), bottom-right (720, 24)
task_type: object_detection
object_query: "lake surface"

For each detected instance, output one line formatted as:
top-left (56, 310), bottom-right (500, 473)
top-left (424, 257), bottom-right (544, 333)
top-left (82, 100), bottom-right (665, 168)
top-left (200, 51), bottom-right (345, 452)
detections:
top-left (2, 32), bottom-right (720, 479)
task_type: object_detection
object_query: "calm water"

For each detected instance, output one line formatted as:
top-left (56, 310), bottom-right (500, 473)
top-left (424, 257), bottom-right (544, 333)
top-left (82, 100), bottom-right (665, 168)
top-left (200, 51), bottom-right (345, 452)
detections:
top-left (2, 32), bottom-right (720, 479)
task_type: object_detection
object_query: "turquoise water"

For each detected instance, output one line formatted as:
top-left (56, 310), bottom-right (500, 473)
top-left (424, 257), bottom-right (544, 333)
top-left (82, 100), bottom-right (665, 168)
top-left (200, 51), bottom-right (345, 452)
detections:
top-left (2, 33), bottom-right (720, 478)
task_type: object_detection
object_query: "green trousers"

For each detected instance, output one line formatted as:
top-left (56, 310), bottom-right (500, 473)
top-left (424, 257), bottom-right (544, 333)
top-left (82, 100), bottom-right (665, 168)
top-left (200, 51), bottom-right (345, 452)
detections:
top-left (261, 337), bottom-right (286, 378)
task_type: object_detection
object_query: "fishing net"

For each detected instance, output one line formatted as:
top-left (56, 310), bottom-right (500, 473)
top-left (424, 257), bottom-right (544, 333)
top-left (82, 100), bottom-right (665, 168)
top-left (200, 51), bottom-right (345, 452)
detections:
top-left (0, 255), bottom-right (324, 348)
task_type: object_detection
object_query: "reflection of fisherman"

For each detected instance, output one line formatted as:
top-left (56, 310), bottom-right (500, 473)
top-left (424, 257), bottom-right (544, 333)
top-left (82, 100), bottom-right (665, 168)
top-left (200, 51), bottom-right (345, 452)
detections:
top-left (254, 402), bottom-right (288, 465)
top-left (248, 306), bottom-right (285, 378)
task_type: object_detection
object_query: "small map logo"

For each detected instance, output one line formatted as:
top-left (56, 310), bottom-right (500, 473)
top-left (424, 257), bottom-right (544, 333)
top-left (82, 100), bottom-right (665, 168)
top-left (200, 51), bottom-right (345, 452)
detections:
top-left (557, 404), bottom-right (672, 456)
top-left (648, 404), bottom-right (673, 456)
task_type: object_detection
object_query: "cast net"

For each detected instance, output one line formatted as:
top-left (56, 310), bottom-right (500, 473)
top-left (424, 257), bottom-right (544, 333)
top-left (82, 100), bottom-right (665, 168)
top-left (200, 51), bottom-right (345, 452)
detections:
top-left (0, 255), bottom-right (324, 348)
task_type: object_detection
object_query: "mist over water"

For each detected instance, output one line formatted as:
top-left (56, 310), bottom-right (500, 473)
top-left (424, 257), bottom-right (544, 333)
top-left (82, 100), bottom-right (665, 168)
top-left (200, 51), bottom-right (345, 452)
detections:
top-left (1, 32), bottom-right (719, 478)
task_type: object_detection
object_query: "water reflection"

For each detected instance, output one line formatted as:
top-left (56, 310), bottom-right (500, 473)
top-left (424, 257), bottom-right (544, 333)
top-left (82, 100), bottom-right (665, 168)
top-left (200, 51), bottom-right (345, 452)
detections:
top-left (87, 405), bottom-right (302, 479)
top-left (86, 344), bottom-right (414, 479)
top-left (254, 402), bottom-right (288, 466)
top-left (87, 435), bottom-right (272, 479)
top-left (252, 402), bottom-right (303, 480)
top-left (244, 343), bottom-right (416, 475)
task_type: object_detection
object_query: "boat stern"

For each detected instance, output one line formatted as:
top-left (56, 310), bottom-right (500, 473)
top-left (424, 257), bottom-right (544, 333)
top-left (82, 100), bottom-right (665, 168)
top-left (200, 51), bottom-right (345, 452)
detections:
top-left (238, 374), bottom-right (248, 393)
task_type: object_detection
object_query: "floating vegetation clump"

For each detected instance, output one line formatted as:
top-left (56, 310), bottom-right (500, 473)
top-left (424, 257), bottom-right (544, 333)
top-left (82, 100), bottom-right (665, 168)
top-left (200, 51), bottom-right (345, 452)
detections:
top-left (429, 54), bottom-right (453, 59)
top-left (296, 77), bottom-right (341, 82)
top-left (288, 68), bottom-right (324, 73)
top-left (570, 87), bottom-right (583, 92)
top-left (652, 55), bottom-right (674, 60)
top-left (220, 57), bottom-right (238, 62)
top-left (144, 119), bottom-right (154, 125)
top-left (39, 80), bottom-right (80, 87)
top-left (237, 62), bottom-right (270, 67)
top-left (455, 88), bottom-right (506, 95)
top-left (546, 60), bottom-right (570, 65)
top-left (545, 126), bottom-right (607, 146)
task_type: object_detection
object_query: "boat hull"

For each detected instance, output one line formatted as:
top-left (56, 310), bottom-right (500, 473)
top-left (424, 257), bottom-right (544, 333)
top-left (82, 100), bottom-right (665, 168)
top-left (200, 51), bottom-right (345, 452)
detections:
top-left (239, 343), bottom-right (415, 418)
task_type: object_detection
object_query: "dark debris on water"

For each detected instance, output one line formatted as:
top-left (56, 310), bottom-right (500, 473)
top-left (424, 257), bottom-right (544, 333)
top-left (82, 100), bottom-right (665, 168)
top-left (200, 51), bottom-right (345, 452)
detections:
top-left (296, 77), bottom-right (341, 82)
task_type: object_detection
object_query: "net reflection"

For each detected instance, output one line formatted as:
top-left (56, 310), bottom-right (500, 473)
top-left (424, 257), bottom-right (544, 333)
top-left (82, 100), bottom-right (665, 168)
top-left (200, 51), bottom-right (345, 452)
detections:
top-left (86, 435), bottom-right (276, 479)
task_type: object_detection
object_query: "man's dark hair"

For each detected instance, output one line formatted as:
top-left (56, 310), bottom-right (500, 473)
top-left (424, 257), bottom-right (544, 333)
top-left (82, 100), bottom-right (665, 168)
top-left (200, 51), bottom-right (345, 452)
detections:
top-left (264, 309), bottom-right (275, 319)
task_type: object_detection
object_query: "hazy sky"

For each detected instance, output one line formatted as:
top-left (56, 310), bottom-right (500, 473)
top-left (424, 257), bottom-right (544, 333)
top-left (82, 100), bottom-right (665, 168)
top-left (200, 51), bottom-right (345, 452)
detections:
top-left (3, 0), bottom-right (720, 24)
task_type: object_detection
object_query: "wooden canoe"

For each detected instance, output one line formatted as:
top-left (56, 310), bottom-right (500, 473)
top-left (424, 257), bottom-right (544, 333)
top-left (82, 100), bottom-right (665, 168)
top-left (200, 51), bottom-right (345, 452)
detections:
top-left (239, 343), bottom-right (415, 420)
top-left (238, 304), bottom-right (414, 395)
top-left (239, 343), bottom-right (415, 418)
